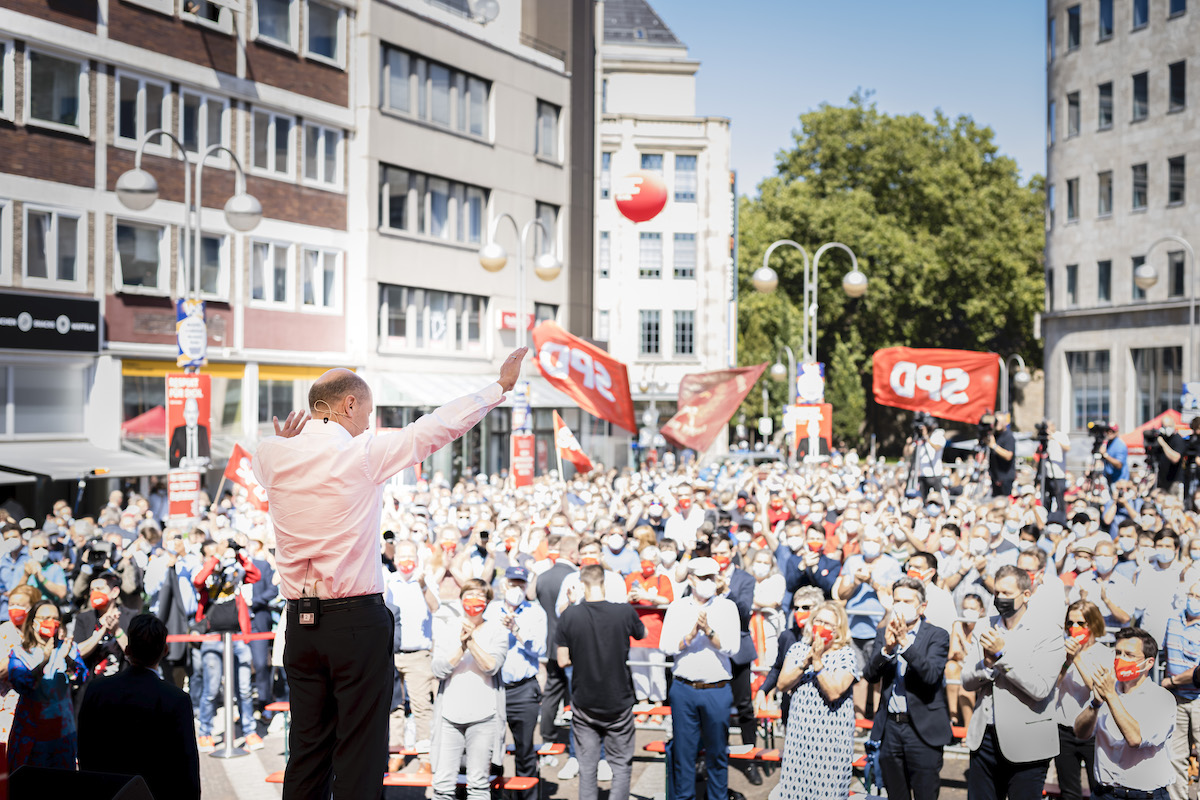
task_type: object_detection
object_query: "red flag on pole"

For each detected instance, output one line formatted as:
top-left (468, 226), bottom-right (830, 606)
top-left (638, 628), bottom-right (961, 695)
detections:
top-left (223, 443), bottom-right (269, 510)
top-left (660, 364), bottom-right (769, 452)
top-left (871, 347), bottom-right (999, 424)
top-left (553, 411), bottom-right (594, 473)
top-left (532, 321), bottom-right (637, 433)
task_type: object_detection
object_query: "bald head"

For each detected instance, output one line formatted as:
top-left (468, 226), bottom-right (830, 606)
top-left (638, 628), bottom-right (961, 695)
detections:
top-left (309, 369), bottom-right (372, 436)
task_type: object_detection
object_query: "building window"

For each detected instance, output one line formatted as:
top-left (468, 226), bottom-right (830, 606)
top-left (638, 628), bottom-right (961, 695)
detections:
top-left (258, 380), bottom-right (294, 424)
top-left (1170, 251), bottom-right (1186, 297)
top-left (378, 284), bottom-right (485, 352)
top-left (1097, 170), bottom-right (1113, 216)
top-left (1132, 347), bottom-right (1182, 425)
top-left (23, 207), bottom-right (83, 290)
top-left (1132, 255), bottom-right (1147, 300)
top-left (1169, 61), bottom-right (1187, 111)
top-left (256, 0), bottom-right (297, 49)
top-left (1097, 260), bottom-right (1111, 302)
top-left (1133, 0), bottom-right (1149, 28)
top-left (639, 310), bottom-right (660, 355)
top-left (600, 152), bottom-right (611, 199)
top-left (596, 309), bottom-right (609, 342)
top-left (115, 221), bottom-right (167, 292)
top-left (535, 202), bottom-right (557, 256)
top-left (674, 233), bottom-right (696, 279)
top-left (116, 74), bottom-right (167, 151)
top-left (536, 100), bottom-right (559, 160)
top-left (26, 50), bottom-right (87, 133)
top-left (181, 90), bottom-right (228, 158)
top-left (251, 241), bottom-right (292, 305)
top-left (1170, 0), bottom-right (1186, 17)
top-left (1067, 177), bottom-right (1079, 221)
top-left (1097, 82), bottom-right (1113, 129)
top-left (10, 364), bottom-right (87, 436)
top-left (303, 124), bottom-right (342, 189)
top-left (381, 165), bottom-right (488, 245)
top-left (182, 0), bottom-right (230, 31)
top-left (1047, 183), bottom-right (1056, 228)
top-left (1067, 91), bottom-right (1080, 136)
top-left (198, 233), bottom-right (228, 299)
top-left (252, 110), bottom-right (294, 177)
top-left (674, 310), bottom-right (694, 356)
top-left (0, 42), bottom-right (12, 122)
top-left (1047, 100), bottom-right (1056, 145)
top-left (1066, 263), bottom-right (1078, 306)
top-left (301, 249), bottom-right (340, 310)
top-left (1133, 72), bottom-right (1149, 120)
top-left (1099, 0), bottom-right (1113, 38)
top-left (1067, 5), bottom-right (1081, 49)
top-left (305, 0), bottom-right (344, 66)
top-left (382, 46), bottom-right (490, 139)
top-left (1047, 16), bottom-right (1056, 62)
top-left (534, 303), bottom-right (557, 326)
top-left (1047, 268), bottom-right (1055, 311)
top-left (1067, 350), bottom-right (1110, 431)
top-left (641, 153), bottom-right (663, 174)
top-left (1169, 156), bottom-right (1186, 204)
top-left (598, 231), bottom-right (610, 279)
top-left (639, 232), bottom-right (662, 279)
top-left (675, 154), bottom-right (697, 202)
top-left (1132, 163), bottom-right (1148, 209)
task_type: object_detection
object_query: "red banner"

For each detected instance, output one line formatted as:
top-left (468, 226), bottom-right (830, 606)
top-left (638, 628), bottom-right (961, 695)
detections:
top-left (553, 411), bottom-right (594, 473)
top-left (660, 364), bottom-right (768, 452)
top-left (532, 321), bottom-right (636, 433)
top-left (871, 347), bottom-right (999, 424)
top-left (223, 443), bottom-right (269, 511)
top-left (168, 471), bottom-right (201, 520)
top-left (166, 373), bottom-right (211, 470)
top-left (512, 434), bottom-right (535, 487)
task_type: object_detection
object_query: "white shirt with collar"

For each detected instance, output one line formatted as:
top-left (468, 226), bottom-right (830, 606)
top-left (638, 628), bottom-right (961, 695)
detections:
top-left (253, 383), bottom-right (504, 600)
top-left (884, 619), bottom-right (921, 713)
top-left (554, 569), bottom-right (627, 616)
top-left (1093, 677), bottom-right (1176, 791)
top-left (659, 594), bottom-right (740, 682)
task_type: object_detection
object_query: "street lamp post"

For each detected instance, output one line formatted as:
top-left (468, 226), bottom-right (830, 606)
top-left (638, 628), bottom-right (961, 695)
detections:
top-left (770, 343), bottom-right (797, 405)
top-left (998, 354), bottom-right (1032, 416)
top-left (1136, 235), bottom-right (1198, 377)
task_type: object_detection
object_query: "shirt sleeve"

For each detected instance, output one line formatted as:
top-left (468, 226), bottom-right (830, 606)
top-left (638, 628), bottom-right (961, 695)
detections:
top-left (658, 604), bottom-right (688, 656)
top-left (712, 599), bottom-right (740, 656)
top-left (1133, 690), bottom-right (1178, 748)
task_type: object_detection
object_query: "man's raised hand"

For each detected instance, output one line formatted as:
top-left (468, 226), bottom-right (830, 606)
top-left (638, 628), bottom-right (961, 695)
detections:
top-left (498, 347), bottom-right (529, 393)
top-left (274, 410), bottom-right (311, 438)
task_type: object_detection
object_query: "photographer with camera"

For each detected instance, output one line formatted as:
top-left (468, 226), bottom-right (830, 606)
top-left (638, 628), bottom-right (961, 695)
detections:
top-left (1148, 417), bottom-right (1187, 496)
top-left (1098, 424), bottom-right (1129, 488)
top-left (72, 535), bottom-right (142, 613)
top-left (1042, 420), bottom-right (1071, 523)
top-left (982, 413), bottom-right (1017, 498)
top-left (904, 412), bottom-right (949, 506)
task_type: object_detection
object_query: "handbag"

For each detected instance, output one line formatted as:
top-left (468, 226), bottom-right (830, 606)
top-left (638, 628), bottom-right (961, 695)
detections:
top-left (205, 598), bottom-right (241, 633)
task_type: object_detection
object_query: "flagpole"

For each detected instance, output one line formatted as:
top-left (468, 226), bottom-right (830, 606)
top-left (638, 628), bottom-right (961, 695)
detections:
top-left (208, 473), bottom-right (227, 514)
top-left (553, 413), bottom-right (566, 483)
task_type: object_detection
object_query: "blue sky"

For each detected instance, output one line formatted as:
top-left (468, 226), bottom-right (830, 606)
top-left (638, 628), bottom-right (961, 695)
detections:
top-left (648, 0), bottom-right (1047, 197)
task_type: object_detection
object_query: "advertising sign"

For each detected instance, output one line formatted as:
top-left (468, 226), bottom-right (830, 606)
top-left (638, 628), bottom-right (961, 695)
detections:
top-left (512, 433), bottom-right (535, 488)
top-left (788, 403), bottom-right (833, 458)
top-left (176, 298), bottom-right (208, 369)
top-left (796, 362), bottom-right (826, 404)
top-left (0, 290), bottom-right (100, 352)
top-left (166, 373), bottom-right (211, 470)
top-left (168, 471), bottom-right (201, 520)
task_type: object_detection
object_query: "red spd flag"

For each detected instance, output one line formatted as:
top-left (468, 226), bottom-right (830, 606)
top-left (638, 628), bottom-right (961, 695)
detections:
top-left (872, 347), bottom-right (999, 424)
top-left (533, 321), bottom-right (636, 433)
top-left (660, 364), bottom-right (769, 452)
top-left (224, 443), bottom-right (269, 511)
top-left (553, 411), bottom-right (594, 473)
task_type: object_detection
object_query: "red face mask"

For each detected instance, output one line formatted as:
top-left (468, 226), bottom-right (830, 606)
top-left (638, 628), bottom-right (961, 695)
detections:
top-left (580, 557), bottom-right (601, 567)
top-left (1114, 657), bottom-right (1144, 682)
top-left (397, 559), bottom-right (417, 576)
top-left (1067, 625), bottom-right (1090, 644)
top-left (37, 618), bottom-right (60, 640)
top-left (770, 499), bottom-right (784, 510)
top-left (462, 598), bottom-right (487, 617)
top-left (89, 590), bottom-right (111, 612)
top-left (504, 538), bottom-right (516, 553)
top-left (793, 610), bottom-right (810, 628)
top-left (8, 607), bottom-right (27, 628)
top-left (906, 569), bottom-right (926, 582)
top-left (547, 553), bottom-right (559, 563)
top-left (811, 624), bottom-right (834, 645)
top-left (736, 498), bottom-right (747, 509)
top-left (679, 499), bottom-right (692, 511)
top-left (640, 560), bottom-right (656, 579)
top-left (440, 542), bottom-right (456, 554)
top-left (714, 555), bottom-right (731, 571)
top-left (807, 541), bottom-right (824, 553)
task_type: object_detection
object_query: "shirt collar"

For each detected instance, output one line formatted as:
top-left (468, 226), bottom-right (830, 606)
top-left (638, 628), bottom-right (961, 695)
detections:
top-left (301, 418), bottom-right (354, 440)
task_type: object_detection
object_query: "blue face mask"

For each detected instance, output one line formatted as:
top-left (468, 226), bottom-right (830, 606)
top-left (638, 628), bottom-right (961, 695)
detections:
top-left (1189, 597), bottom-right (1200, 618)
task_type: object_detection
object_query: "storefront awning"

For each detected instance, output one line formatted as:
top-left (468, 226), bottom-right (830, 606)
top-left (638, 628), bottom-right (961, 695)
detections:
top-left (373, 372), bottom-right (577, 410)
top-left (0, 469), bottom-right (35, 486)
top-left (0, 441), bottom-right (167, 481)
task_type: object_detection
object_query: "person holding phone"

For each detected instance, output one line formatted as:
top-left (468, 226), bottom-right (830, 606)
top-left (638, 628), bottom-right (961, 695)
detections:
top-left (7, 599), bottom-right (86, 772)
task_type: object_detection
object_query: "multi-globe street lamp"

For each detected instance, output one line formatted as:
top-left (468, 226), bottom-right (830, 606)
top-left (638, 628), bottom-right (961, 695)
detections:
top-left (1134, 234), bottom-right (1198, 377)
top-left (998, 354), bottom-right (1032, 416)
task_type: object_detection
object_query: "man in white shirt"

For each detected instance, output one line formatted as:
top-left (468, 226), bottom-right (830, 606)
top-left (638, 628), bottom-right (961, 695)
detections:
top-left (1044, 421), bottom-right (1070, 523)
top-left (555, 537), bottom-right (627, 615)
top-left (1074, 627), bottom-right (1176, 799)
top-left (384, 539), bottom-right (439, 772)
top-left (662, 488), bottom-right (705, 552)
top-left (1069, 540), bottom-right (1136, 635)
top-left (1137, 531), bottom-right (1187, 645)
top-left (254, 352), bottom-right (521, 799)
top-left (904, 551), bottom-right (956, 633)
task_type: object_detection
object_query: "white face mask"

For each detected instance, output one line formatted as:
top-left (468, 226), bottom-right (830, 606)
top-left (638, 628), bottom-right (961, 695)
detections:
top-left (693, 578), bottom-right (716, 601)
top-left (1093, 556), bottom-right (1116, 574)
top-left (961, 608), bottom-right (980, 622)
top-left (1117, 538), bottom-right (1136, 553)
top-left (31, 548), bottom-right (49, 564)
top-left (735, 532), bottom-right (752, 545)
top-left (1017, 539), bottom-right (1035, 552)
top-left (861, 540), bottom-right (882, 559)
top-left (892, 601), bottom-right (917, 625)
top-left (842, 521), bottom-right (860, 535)
top-left (970, 537), bottom-right (989, 556)
top-left (505, 587), bottom-right (526, 607)
top-left (607, 534), bottom-right (625, 552)
top-left (986, 522), bottom-right (1001, 536)
top-left (751, 562), bottom-right (770, 579)
top-left (788, 537), bottom-right (805, 553)
top-left (939, 536), bottom-right (957, 553)
top-left (660, 550), bottom-right (677, 567)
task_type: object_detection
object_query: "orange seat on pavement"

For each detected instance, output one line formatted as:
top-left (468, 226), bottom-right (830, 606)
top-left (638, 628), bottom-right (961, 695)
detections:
top-left (265, 701), bottom-right (291, 713)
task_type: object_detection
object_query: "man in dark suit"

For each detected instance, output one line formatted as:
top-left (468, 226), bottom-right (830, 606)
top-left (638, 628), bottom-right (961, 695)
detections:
top-left (248, 536), bottom-right (278, 726)
top-left (711, 535), bottom-right (764, 785)
top-left (168, 397), bottom-right (211, 469)
top-left (533, 532), bottom-right (578, 745)
top-left (154, 548), bottom-right (199, 691)
top-left (863, 577), bottom-right (952, 800)
top-left (78, 613), bottom-right (201, 800)
top-left (775, 521), bottom-right (842, 610)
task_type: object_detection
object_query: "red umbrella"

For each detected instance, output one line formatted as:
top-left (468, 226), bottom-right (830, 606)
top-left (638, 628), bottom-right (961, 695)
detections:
top-left (122, 405), bottom-right (166, 437)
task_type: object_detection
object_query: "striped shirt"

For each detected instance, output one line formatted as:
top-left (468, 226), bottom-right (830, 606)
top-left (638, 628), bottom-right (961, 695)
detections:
top-left (1163, 613), bottom-right (1200, 701)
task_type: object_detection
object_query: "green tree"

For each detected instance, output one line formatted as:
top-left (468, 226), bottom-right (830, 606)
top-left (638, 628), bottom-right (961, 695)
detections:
top-left (737, 92), bottom-right (1045, 451)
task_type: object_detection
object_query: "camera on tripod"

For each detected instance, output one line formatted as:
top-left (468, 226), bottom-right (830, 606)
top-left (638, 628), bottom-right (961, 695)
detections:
top-left (1143, 427), bottom-right (1162, 456)
top-left (913, 411), bottom-right (935, 439)
top-left (1034, 420), bottom-right (1050, 448)
top-left (1087, 419), bottom-right (1111, 454)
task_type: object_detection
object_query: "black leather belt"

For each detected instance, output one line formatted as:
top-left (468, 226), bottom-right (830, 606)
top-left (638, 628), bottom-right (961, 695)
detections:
top-left (287, 594), bottom-right (383, 614)
top-left (504, 675), bottom-right (537, 690)
top-left (1098, 786), bottom-right (1161, 800)
top-left (677, 677), bottom-right (730, 690)
top-left (887, 712), bottom-right (911, 724)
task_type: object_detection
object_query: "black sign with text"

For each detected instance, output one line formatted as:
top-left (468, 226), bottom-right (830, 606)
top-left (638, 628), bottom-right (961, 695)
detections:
top-left (0, 291), bottom-right (101, 352)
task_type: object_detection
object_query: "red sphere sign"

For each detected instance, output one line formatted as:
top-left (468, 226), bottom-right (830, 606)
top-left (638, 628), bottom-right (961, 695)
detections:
top-left (615, 170), bottom-right (668, 223)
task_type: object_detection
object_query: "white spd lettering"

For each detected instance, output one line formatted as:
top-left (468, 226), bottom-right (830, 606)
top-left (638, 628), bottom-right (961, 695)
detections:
top-left (540, 343), bottom-right (616, 403)
top-left (889, 362), bottom-right (971, 405)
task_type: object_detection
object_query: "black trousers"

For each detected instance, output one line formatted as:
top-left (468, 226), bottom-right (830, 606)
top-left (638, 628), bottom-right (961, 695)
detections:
top-left (967, 724), bottom-right (1051, 800)
top-left (918, 476), bottom-right (944, 501)
top-left (283, 601), bottom-right (394, 800)
top-left (1045, 478), bottom-right (1068, 523)
top-left (1053, 723), bottom-right (1096, 800)
top-left (505, 679), bottom-right (542, 800)
top-left (880, 718), bottom-right (943, 800)
top-left (990, 476), bottom-right (1014, 498)
top-left (541, 660), bottom-right (569, 743)
top-left (730, 660), bottom-right (756, 747)
top-left (251, 612), bottom-right (273, 717)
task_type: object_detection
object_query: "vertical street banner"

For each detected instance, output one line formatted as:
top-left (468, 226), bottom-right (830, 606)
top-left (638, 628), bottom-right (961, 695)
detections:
top-left (660, 364), bottom-right (769, 452)
top-left (785, 403), bottom-right (834, 457)
top-left (532, 321), bottom-right (637, 433)
top-left (796, 362), bottom-right (826, 404)
top-left (176, 299), bottom-right (208, 369)
top-left (224, 443), bottom-right (269, 511)
top-left (512, 434), bottom-right (535, 488)
top-left (168, 471), bottom-right (201, 520)
top-left (871, 347), bottom-right (1000, 424)
top-left (553, 411), bottom-right (594, 473)
top-left (166, 373), bottom-right (212, 470)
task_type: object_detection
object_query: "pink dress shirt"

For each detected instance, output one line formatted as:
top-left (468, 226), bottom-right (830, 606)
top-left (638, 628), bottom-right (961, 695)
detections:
top-left (253, 383), bottom-right (504, 600)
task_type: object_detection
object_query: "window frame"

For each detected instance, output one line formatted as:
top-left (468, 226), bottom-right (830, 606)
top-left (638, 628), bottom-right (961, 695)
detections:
top-left (1132, 255), bottom-right (1147, 301)
top-left (673, 309), bottom-right (695, 357)
top-left (1097, 81), bottom-right (1113, 129)
top-left (1067, 4), bottom-right (1081, 50)
top-left (1066, 91), bottom-right (1081, 137)
top-left (1169, 251), bottom-right (1187, 297)
top-left (255, 0), bottom-right (300, 51)
top-left (0, 200), bottom-right (11, 285)
top-left (1097, 170), bottom-right (1113, 217)
top-left (1169, 0), bottom-right (1187, 18)
top-left (1169, 60), bottom-right (1187, 112)
top-left (639, 309), bottom-right (661, 356)
top-left (302, 123), bottom-right (343, 191)
top-left (1098, 0), bottom-right (1114, 40)
top-left (379, 163), bottom-right (489, 246)
top-left (638, 232), bottom-right (663, 279)
top-left (377, 283), bottom-right (488, 354)
top-left (1168, 155), bottom-right (1186, 206)
top-left (1133, 0), bottom-right (1150, 28)
top-left (600, 152), bottom-right (611, 200)
top-left (195, 231), bottom-right (231, 302)
top-left (380, 45), bottom-right (491, 141)
top-left (1066, 177), bottom-right (1080, 221)
top-left (114, 71), bottom-right (171, 156)
top-left (1132, 163), bottom-right (1148, 210)
top-left (1066, 350), bottom-right (1111, 432)
top-left (1066, 263), bottom-right (1079, 307)
top-left (598, 230), bottom-right (610, 279)
top-left (24, 47), bottom-right (89, 136)
top-left (179, 88), bottom-right (231, 166)
top-left (0, 40), bottom-right (14, 122)
top-left (251, 108), bottom-right (296, 179)
top-left (1097, 259), bottom-right (1112, 303)
top-left (1047, 16), bottom-right (1057, 63)
top-left (181, 0), bottom-right (235, 33)
top-left (22, 205), bottom-right (86, 293)
top-left (674, 154), bottom-right (698, 203)
top-left (673, 232), bottom-right (697, 279)
top-left (1132, 71), bottom-right (1149, 120)
top-left (300, 247), bottom-right (342, 313)
top-left (535, 99), bottom-right (560, 162)
top-left (114, 218), bottom-right (170, 296)
top-left (1047, 183), bottom-right (1056, 228)
top-left (1047, 99), bottom-right (1056, 146)
top-left (249, 239), bottom-right (295, 308)
top-left (303, 0), bottom-right (346, 68)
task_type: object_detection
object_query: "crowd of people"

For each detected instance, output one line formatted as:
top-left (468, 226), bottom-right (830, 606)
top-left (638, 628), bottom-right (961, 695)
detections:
top-left (1, 409), bottom-right (1199, 800)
